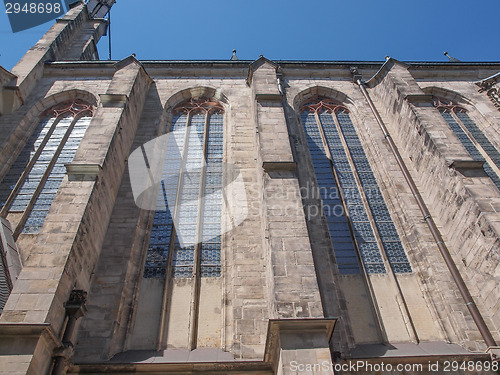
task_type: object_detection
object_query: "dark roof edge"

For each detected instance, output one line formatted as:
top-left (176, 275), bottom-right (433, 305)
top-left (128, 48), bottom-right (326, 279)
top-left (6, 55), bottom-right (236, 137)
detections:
top-left (45, 60), bottom-right (500, 68)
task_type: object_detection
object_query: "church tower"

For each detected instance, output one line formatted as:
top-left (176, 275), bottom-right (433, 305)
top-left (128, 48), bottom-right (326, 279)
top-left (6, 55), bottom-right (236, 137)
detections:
top-left (0, 2), bottom-right (499, 374)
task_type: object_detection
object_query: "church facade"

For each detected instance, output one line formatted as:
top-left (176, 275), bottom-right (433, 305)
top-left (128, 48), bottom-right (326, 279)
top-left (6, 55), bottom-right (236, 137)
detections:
top-left (0, 2), bottom-right (499, 374)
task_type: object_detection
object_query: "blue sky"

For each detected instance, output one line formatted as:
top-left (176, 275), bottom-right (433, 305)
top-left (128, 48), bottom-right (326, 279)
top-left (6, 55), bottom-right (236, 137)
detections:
top-left (1, 0), bottom-right (499, 70)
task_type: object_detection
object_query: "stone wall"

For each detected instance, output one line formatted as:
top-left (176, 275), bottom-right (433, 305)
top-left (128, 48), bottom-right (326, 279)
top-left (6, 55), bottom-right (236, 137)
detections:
top-left (1, 55), bottom-right (499, 374)
top-left (366, 59), bottom-right (500, 349)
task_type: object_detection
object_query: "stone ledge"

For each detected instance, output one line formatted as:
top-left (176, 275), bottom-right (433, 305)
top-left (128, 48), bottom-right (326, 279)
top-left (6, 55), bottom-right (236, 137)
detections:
top-left (99, 93), bottom-right (128, 107)
top-left (350, 341), bottom-right (484, 359)
top-left (66, 163), bottom-right (102, 181)
top-left (262, 161), bottom-right (296, 173)
top-left (405, 94), bottom-right (433, 105)
top-left (70, 361), bottom-right (272, 374)
top-left (255, 93), bottom-right (282, 102)
top-left (447, 159), bottom-right (485, 171)
top-left (108, 348), bottom-right (235, 363)
top-left (0, 323), bottom-right (61, 347)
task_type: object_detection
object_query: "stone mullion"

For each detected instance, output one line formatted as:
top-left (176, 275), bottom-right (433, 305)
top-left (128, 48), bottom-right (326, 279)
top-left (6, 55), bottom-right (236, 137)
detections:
top-left (0, 116), bottom-right (61, 219)
top-left (13, 112), bottom-right (89, 239)
top-left (189, 110), bottom-right (210, 350)
top-left (158, 111), bottom-right (192, 349)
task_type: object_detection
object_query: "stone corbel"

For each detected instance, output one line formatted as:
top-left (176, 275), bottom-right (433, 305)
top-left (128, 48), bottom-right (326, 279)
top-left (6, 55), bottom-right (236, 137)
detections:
top-left (99, 93), bottom-right (128, 108)
top-left (262, 161), bottom-right (297, 173)
top-left (447, 158), bottom-right (486, 177)
top-left (405, 94), bottom-right (434, 106)
top-left (255, 93), bottom-right (283, 102)
top-left (66, 163), bottom-right (102, 181)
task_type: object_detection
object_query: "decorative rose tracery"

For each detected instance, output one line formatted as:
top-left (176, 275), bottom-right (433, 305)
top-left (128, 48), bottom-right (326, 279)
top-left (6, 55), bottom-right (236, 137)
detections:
top-left (299, 99), bottom-right (412, 274)
top-left (301, 97), bottom-right (349, 114)
top-left (144, 96), bottom-right (224, 280)
top-left (0, 98), bottom-right (93, 237)
top-left (173, 98), bottom-right (224, 115)
top-left (433, 96), bottom-right (500, 193)
top-left (41, 99), bottom-right (94, 118)
top-left (432, 97), bottom-right (467, 113)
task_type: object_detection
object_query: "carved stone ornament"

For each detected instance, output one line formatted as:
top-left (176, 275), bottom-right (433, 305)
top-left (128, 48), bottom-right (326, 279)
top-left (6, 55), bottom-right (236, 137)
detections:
top-left (64, 289), bottom-right (88, 318)
top-left (475, 73), bottom-right (500, 111)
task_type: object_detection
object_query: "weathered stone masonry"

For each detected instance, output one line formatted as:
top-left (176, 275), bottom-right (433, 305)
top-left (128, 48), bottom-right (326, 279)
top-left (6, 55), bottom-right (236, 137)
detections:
top-left (0, 4), bottom-right (499, 375)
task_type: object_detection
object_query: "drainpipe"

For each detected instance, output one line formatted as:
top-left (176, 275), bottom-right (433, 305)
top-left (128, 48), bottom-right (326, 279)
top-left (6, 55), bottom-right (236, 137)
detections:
top-left (350, 67), bottom-right (497, 349)
top-left (51, 290), bottom-right (88, 375)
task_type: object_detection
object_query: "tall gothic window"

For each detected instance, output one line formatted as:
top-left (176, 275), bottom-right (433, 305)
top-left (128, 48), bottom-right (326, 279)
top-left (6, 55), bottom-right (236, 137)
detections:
top-left (301, 98), bottom-right (411, 274)
top-left (143, 99), bottom-right (223, 279)
top-left (0, 100), bottom-right (93, 236)
top-left (434, 98), bottom-right (500, 190)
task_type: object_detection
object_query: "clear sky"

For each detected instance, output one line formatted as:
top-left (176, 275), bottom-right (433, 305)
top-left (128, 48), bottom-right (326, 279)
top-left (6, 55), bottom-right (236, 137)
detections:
top-left (1, 0), bottom-right (499, 70)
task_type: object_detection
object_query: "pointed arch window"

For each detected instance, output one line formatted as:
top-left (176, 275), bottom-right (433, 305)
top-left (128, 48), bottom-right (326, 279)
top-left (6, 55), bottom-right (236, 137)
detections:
top-left (300, 98), bottom-right (411, 274)
top-left (0, 100), bottom-right (93, 236)
top-left (434, 98), bottom-right (500, 190)
top-left (144, 98), bottom-right (223, 279)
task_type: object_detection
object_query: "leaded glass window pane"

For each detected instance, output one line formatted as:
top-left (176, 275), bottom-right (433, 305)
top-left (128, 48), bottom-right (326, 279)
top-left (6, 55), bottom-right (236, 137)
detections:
top-left (435, 98), bottom-right (500, 191)
top-left (143, 100), bottom-right (224, 279)
top-left (0, 100), bottom-right (93, 235)
top-left (22, 116), bottom-right (91, 233)
top-left (301, 99), bottom-right (411, 274)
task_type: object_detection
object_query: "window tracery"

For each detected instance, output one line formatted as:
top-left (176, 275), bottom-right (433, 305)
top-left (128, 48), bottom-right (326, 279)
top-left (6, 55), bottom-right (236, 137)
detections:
top-left (144, 98), bottom-right (224, 279)
top-left (0, 99), bottom-right (93, 235)
top-left (433, 97), bottom-right (500, 190)
top-left (300, 98), bottom-right (411, 274)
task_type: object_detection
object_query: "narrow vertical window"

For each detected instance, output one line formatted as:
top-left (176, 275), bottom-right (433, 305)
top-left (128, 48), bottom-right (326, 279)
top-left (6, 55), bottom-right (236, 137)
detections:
top-left (130, 98), bottom-right (225, 350)
top-left (200, 112), bottom-right (223, 277)
top-left (301, 98), bottom-right (411, 274)
top-left (143, 99), bottom-right (224, 279)
top-left (434, 98), bottom-right (500, 190)
top-left (143, 113), bottom-right (186, 278)
top-left (0, 100), bottom-right (93, 236)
